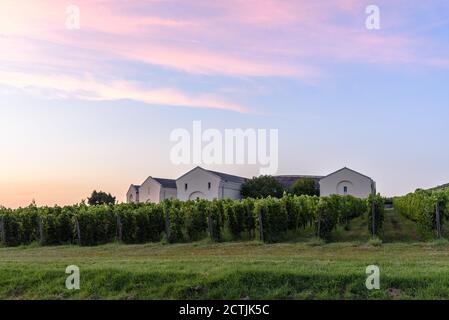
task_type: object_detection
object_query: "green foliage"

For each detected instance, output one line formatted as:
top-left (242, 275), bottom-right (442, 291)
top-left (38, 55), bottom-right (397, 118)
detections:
top-left (315, 195), bottom-right (367, 240)
top-left (316, 196), bottom-right (340, 240)
top-left (184, 200), bottom-right (209, 241)
top-left (76, 204), bottom-right (117, 246)
top-left (367, 194), bottom-right (385, 237)
top-left (289, 178), bottom-right (319, 196)
top-left (163, 199), bottom-right (185, 243)
top-left (208, 199), bottom-right (226, 241)
top-left (115, 203), bottom-right (165, 244)
top-left (224, 198), bottom-right (256, 239)
top-left (339, 195), bottom-right (367, 226)
top-left (394, 189), bottom-right (449, 237)
top-left (255, 197), bottom-right (288, 242)
top-left (87, 190), bottom-right (116, 206)
top-left (0, 194), bottom-right (369, 246)
top-left (368, 237), bottom-right (383, 247)
top-left (40, 206), bottom-right (76, 245)
top-left (240, 175), bottom-right (284, 199)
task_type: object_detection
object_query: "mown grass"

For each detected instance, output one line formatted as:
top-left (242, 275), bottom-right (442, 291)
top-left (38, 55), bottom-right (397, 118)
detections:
top-left (1, 210), bottom-right (449, 300)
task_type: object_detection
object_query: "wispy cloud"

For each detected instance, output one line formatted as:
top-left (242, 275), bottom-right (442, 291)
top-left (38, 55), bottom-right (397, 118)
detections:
top-left (1, 0), bottom-right (449, 112)
top-left (0, 71), bottom-right (248, 112)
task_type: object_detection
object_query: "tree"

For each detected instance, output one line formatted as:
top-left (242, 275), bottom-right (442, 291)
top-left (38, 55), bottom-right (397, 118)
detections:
top-left (87, 190), bottom-right (116, 206)
top-left (240, 176), bottom-right (284, 199)
top-left (289, 178), bottom-right (319, 196)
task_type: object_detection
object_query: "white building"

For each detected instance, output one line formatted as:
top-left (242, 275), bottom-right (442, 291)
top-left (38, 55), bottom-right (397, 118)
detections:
top-left (126, 177), bottom-right (177, 204)
top-left (319, 167), bottom-right (376, 198)
top-left (127, 166), bottom-right (376, 203)
top-left (176, 166), bottom-right (246, 201)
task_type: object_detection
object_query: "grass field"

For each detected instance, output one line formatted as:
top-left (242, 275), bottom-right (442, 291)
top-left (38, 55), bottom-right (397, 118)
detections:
top-left (1, 210), bottom-right (449, 300)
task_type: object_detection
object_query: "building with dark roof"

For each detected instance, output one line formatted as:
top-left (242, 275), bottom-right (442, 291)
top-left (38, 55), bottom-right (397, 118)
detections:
top-left (127, 166), bottom-right (375, 203)
top-left (176, 167), bottom-right (247, 201)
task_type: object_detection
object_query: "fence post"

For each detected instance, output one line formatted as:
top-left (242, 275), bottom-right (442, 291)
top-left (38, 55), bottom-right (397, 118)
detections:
top-left (207, 213), bottom-right (214, 241)
top-left (258, 211), bottom-right (264, 242)
top-left (436, 202), bottom-right (442, 238)
top-left (36, 216), bottom-right (44, 245)
top-left (75, 218), bottom-right (81, 245)
top-left (116, 214), bottom-right (123, 242)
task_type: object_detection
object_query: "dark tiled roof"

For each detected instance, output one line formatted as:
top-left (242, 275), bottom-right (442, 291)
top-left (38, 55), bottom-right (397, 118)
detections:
top-left (153, 178), bottom-right (177, 189)
top-left (208, 170), bottom-right (247, 184)
top-left (274, 175), bottom-right (323, 190)
top-left (130, 184), bottom-right (140, 192)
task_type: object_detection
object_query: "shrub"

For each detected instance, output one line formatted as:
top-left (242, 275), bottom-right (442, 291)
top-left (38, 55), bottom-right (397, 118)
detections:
top-left (87, 190), bottom-right (116, 206)
top-left (240, 176), bottom-right (284, 199)
top-left (163, 199), bottom-right (185, 243)
top-left (338, 195), bottom-right (367, 226)
top-left (115, 203), bottom-right (165, 244)
top-left (208, 199), bottom-right (226, 241)
top-left (225, 199), bottom-right (256, 239)
top-left (75, 204), bottom-right (117, 246)
top-left (15, 204), bottom-right (40, 244)
top-left (40, 206), bottom-right (75, 245)
top-left (0, 194), bottom-right (373, 246)
top-left (394, 189), bottom-right (449, 237)
top-left (316, 196), bottom-right (340, 240)
top-left (289, 178), bottom-right (319, 196)
top-left (367, 194), bottom-right (385, 237)
top-left (184, 200), bottom-right (209, 241)
top-left (0, 207), bottom-right (21, 246)
top-left (255, 197), bottom-right (288, 242)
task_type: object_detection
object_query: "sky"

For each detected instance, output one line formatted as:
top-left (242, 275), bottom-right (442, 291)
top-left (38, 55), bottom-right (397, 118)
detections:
top-left (1, 0), bottom-right (449, 208)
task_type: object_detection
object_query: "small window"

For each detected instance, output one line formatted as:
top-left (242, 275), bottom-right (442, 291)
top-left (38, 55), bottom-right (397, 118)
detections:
top-left (343, 186), bottom-right (348, 194)
top-left (185, 183), bottom-right (188, 191)
top-left (208, 182), bottom-right (211, 190)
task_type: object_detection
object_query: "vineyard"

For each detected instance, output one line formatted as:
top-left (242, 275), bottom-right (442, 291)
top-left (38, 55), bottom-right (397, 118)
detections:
top-left (0, 194), bottom-right (378, 247)
top-left (394, 188), bottom-right (449, 238)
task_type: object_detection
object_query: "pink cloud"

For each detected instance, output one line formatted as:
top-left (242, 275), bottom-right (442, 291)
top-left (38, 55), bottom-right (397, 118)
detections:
top-left (1, 0), bottom-right (448, 113)
top-left (0, 70), bottom-right (248, 112)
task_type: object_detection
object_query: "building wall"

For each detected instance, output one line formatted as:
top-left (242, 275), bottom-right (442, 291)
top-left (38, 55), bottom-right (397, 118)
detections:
top-left (176, 167), bottom-right (222, 201)
top-left (160, 188), bottom-right (177, 201)
top-left (139, 177), bottom-right (162, 203)
top-left (319, 168), bottom-right (374, 198)
top-left (220, 182), bottom-right (243, 200)
top-left (126, 187), bottom-right (139, 203)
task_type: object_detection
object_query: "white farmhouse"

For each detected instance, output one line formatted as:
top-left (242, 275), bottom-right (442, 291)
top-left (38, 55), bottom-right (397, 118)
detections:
top-left (127, 166), bottom-right (376, 203)
top-left (126, 177), bottom-right (177, 204)
top-left (319, 167), bottom-right (376, 198)
top-left (126, 184), bottom-right (140, 203)
top-left (176, 166), bottom-right (246, 201)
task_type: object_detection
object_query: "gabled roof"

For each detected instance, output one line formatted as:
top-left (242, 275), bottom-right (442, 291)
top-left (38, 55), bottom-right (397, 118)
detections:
top-left (176, 166), bottom-right (247, 184)
top-left (153, 178), bottom-right (177, 189)
top-left (274, 175), bottom-right (323, 189)
top-left (128, 184), bottom-right (140, 193)
top-left (208, 170), bottom-right (247, 184)
top-left (320, 167), bottom-right (374, 182)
